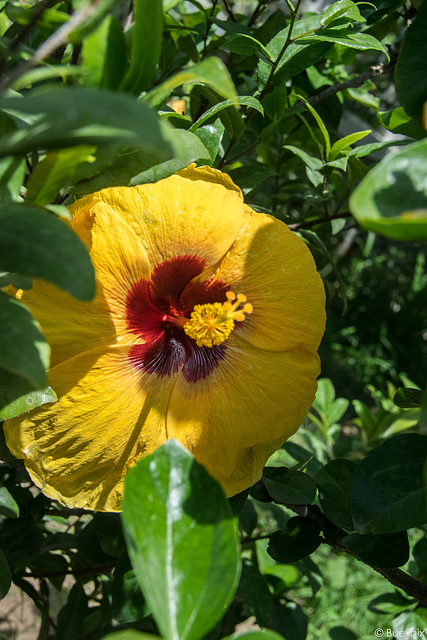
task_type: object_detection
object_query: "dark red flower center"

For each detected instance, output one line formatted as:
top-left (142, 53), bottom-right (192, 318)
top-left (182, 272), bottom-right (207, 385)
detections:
top-left (125, 255), bottom-right (230, 383)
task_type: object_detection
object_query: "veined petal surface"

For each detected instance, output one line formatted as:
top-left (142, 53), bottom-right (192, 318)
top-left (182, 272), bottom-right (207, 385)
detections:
top-left (167, 334), bottom-right (320, 497)
top-left (212, 206), bottom-right (326, 354)
top-left (80, 166), bottom-right (244, 268)
top-left (4, 346), bottom-right (175, 511)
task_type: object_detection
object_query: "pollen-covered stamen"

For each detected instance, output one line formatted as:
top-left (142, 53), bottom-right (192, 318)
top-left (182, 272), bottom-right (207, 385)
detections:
top-left (184, 290), bottom-right (252, 348)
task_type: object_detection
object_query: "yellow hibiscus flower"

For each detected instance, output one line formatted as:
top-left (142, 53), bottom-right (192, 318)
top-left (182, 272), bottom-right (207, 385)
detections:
top-left (4, 165), bottom-right (326, 512)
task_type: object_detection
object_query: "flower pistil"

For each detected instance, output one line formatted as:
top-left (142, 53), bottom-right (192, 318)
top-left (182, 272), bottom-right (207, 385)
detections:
top-left (184, 291), bottom-right (252, 348)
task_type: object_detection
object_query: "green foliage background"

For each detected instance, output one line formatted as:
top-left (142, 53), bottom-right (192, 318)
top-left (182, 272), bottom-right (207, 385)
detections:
top-left (0, 0), bottom-right (427, 638)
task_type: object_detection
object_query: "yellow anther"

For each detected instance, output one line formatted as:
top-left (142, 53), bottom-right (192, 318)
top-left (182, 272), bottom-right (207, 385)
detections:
top-left (183, 290), bottom-right (252, 348)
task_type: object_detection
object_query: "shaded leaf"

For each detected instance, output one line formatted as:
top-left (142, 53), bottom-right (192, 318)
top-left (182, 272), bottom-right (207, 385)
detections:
top-left (263, 467), bottom-right (317, 505)
top-left (267, 517), bottom-right (322, 563)
top-left (342, 530), bottom-right (409, 568)
top-left (0, 481), bottom-right (19, 518)
top-left (0, 205), bottom-right (95, 300)
top-left (393, 387), bottom-right (424, 409)
top-left (315, 459), bottom-right (357, 530)
top-left (0, 368), bottom-right (56, 420)
top-left (0, 548), bottom-right (11, 599)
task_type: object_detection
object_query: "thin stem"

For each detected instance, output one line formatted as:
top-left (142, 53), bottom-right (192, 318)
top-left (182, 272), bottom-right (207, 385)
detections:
top-left (287, 212), bottom-right (353, 231)
top-left (221, 0), bottom-right (236, 22)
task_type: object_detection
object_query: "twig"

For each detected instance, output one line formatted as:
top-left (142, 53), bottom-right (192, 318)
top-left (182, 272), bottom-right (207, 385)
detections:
top-left (0, 4), bottom-right (98, 92)
top-left (221, 0), bottom-right (236, 22)
top-left (287, 212), bottom-right (353, 231)
top-left (24, 563), bottom-right (116, 579)
top-left (282, 502), bottom-right (427, 607)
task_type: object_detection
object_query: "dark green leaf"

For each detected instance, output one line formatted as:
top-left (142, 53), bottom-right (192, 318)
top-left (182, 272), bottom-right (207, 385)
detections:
top-left (0, 87), bottom-right (172, 159)
top-left (315, 459), bottom-right (357, 530)
top-left (189, 96), bottom-right (263, 132)
top-left (121, 440), bottom-right (240, 640)
top-left (237, 559), bottom-right (275, 626)
top-left (121, 0), bottom-right (163, 93)
top-left (395, 0), bottom-right (427, 120)
top-left (270, 601), bottom-right (308, 640)
top-left (283, 145), bottom-right (323, 172)
top-left (0, 291), bottom-right (49, 388)
top-left (0, 548), bottom-right (11, 599)
top-left (0, 367), bottom-right (56, 420)
top-left (54, 583), bottom-right (89, 640)
top-left (393, 387), bottom-right (424, 409)
top-left (0, 481), bottom-right (19, 518)
top-left (349, 138), bottom-right (427, 241)
top-left (300, 30), bottom-right (387, 55)
top-left (350, 433), bottom-right (427, 534)
top-left (368, 591), bottom-right (416, 615)
top-left (227, 165), bottom-right (277, 194)
top-left (219, 34), bottom-right (272, 58)
top-left (0, 156), bottom-right (26, 203)
top-left (267, 517), bottom-right (322, 563)
top-left (263, 468), bottom-right (317, 505)
top-left (0, 204), bottom-right (95, 300)
top-left (111, 562), bottom-right (150, 624)
top-left (342, 530), bottom-right (409, 568)
top-left (130, 128), bottom-right (210, 185)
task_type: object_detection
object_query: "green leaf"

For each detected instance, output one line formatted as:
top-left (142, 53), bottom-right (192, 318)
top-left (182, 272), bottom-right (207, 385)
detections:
top-left (368, 592), bottom-right (416, 615)
top-left (145, 57), bottom-right (238, 109)
top-left (347, 139), bottom-right (410, 158)
top-left (26, 146), bottom-right (96, 205)
top-left (189, 96), bottom-right (263, 132)
top-left (0, 204), bottom-right (95, 300)
top-left (10, 66), bottom-right (84, 92)
top-left (0, 291), bottom-right (49, 388)
top-left (237, 560), bottom-right (275, 627)
top-left (301, 30), bottom-right (387, 56)
top-left (219, 34), bottom-right (273, 59)
top-left (267, 517), bottom-right (322, 563)
top-left (329, 130), bottom-right (371, 160)
top-left (263, 467), bottom-right (317, 504)
top-left (227, 165), bottom-right (277, 194)
top-left (0, 156), bottom-right (26, 203)
top-left (54, 583), bottom-right (88, 640)
top-left (378, 107), bottom-right (427, 140)
top-left (0, 548), bottom-right (11, 599)
top-left (101, 633), bottom-right (160, 640)
top-left (193, 121), bottom-right (224, 162)
top-left (121, 440), bottom-right (241, 640)
top-left (315, 459), bottom-right (357, 530)
top-left (120, 0), bottom-right (163, 93)
top-left (321, 0), bottom-right (366, 26)
top-left (258, 16), bottom-right (333, 87)
top-left (349, 138), bottom-right (427, 241)
top-left (81, 15), bottom-right (127, 89)
top-left (393, 387), bottom-right (424, 409)
top-left (342, 531), bottom-right (409, 568)
top-left (350, 433), bottom-right (427, 534)
top-left (0, 87), bottom-right (172, 159)
top-left (283, 145), bottom-right (323, 172)
top-left (0, 368), bottom-right (56, 420)
top-left (393, 609), bottom-right (427, 634)
top-left (395, 0), bottom-right (427, 120)
top-left (0, 481), bottom-right (19, 518)
top-left (223, 632), bottom-right (285, 640)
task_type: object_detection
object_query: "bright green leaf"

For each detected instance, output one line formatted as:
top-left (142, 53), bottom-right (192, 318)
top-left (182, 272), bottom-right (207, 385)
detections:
top-left (81, 15), bottom-right (127, 89)
top-left (121, 440), bottom-right (241, 640)
top-left (121, 0), bottom-right (163, 93)
top-left (0, 367), bottom-right (56, 420)
top-left (378, 107), bottom-right (426, 140)
top-left (0, 205), bottom-right (95, 300)
top-left (145, 57), bottom-right (238, 109)
top-left (26, 146), bottom-right (96, 205)
top-left (329, 130), bottom-right (371, 160)
top-left (189, 96), bottom-right (263, 132)
top-left (321, 0), bottom-right (365, 26)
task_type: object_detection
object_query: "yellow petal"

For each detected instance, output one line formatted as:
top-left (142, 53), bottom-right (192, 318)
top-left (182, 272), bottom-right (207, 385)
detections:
top-left (81, 166), bottom-right (244, 268)
top-left (21, 200), bottom-right (151, 367)
top-left (211, 205), bottom-right (326, 353)
top-left (4, 346), bottom-right (175, 511)
top-left (166, 334), bottom-right (320, 497)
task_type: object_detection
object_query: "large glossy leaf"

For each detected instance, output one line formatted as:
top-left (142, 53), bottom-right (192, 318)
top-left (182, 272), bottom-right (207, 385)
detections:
top-left (0, 87), bottom-right (172, 159)
top-left (263, 467), bottom-right (317, 505)
top-left (121, 440), bottom-right (241, 640)
top-left (81, 15), bottom-right (127, 89)
top-left (349, 138), bottom-right (427, 241)
top-left (395, 0), bottom-right (427, 120)
top-left (350, 433), bottom-right (427, 534)
top-left (121, 0), bottom-right (163, 93)
top-left (0, 291), bottom-right (49, 388)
